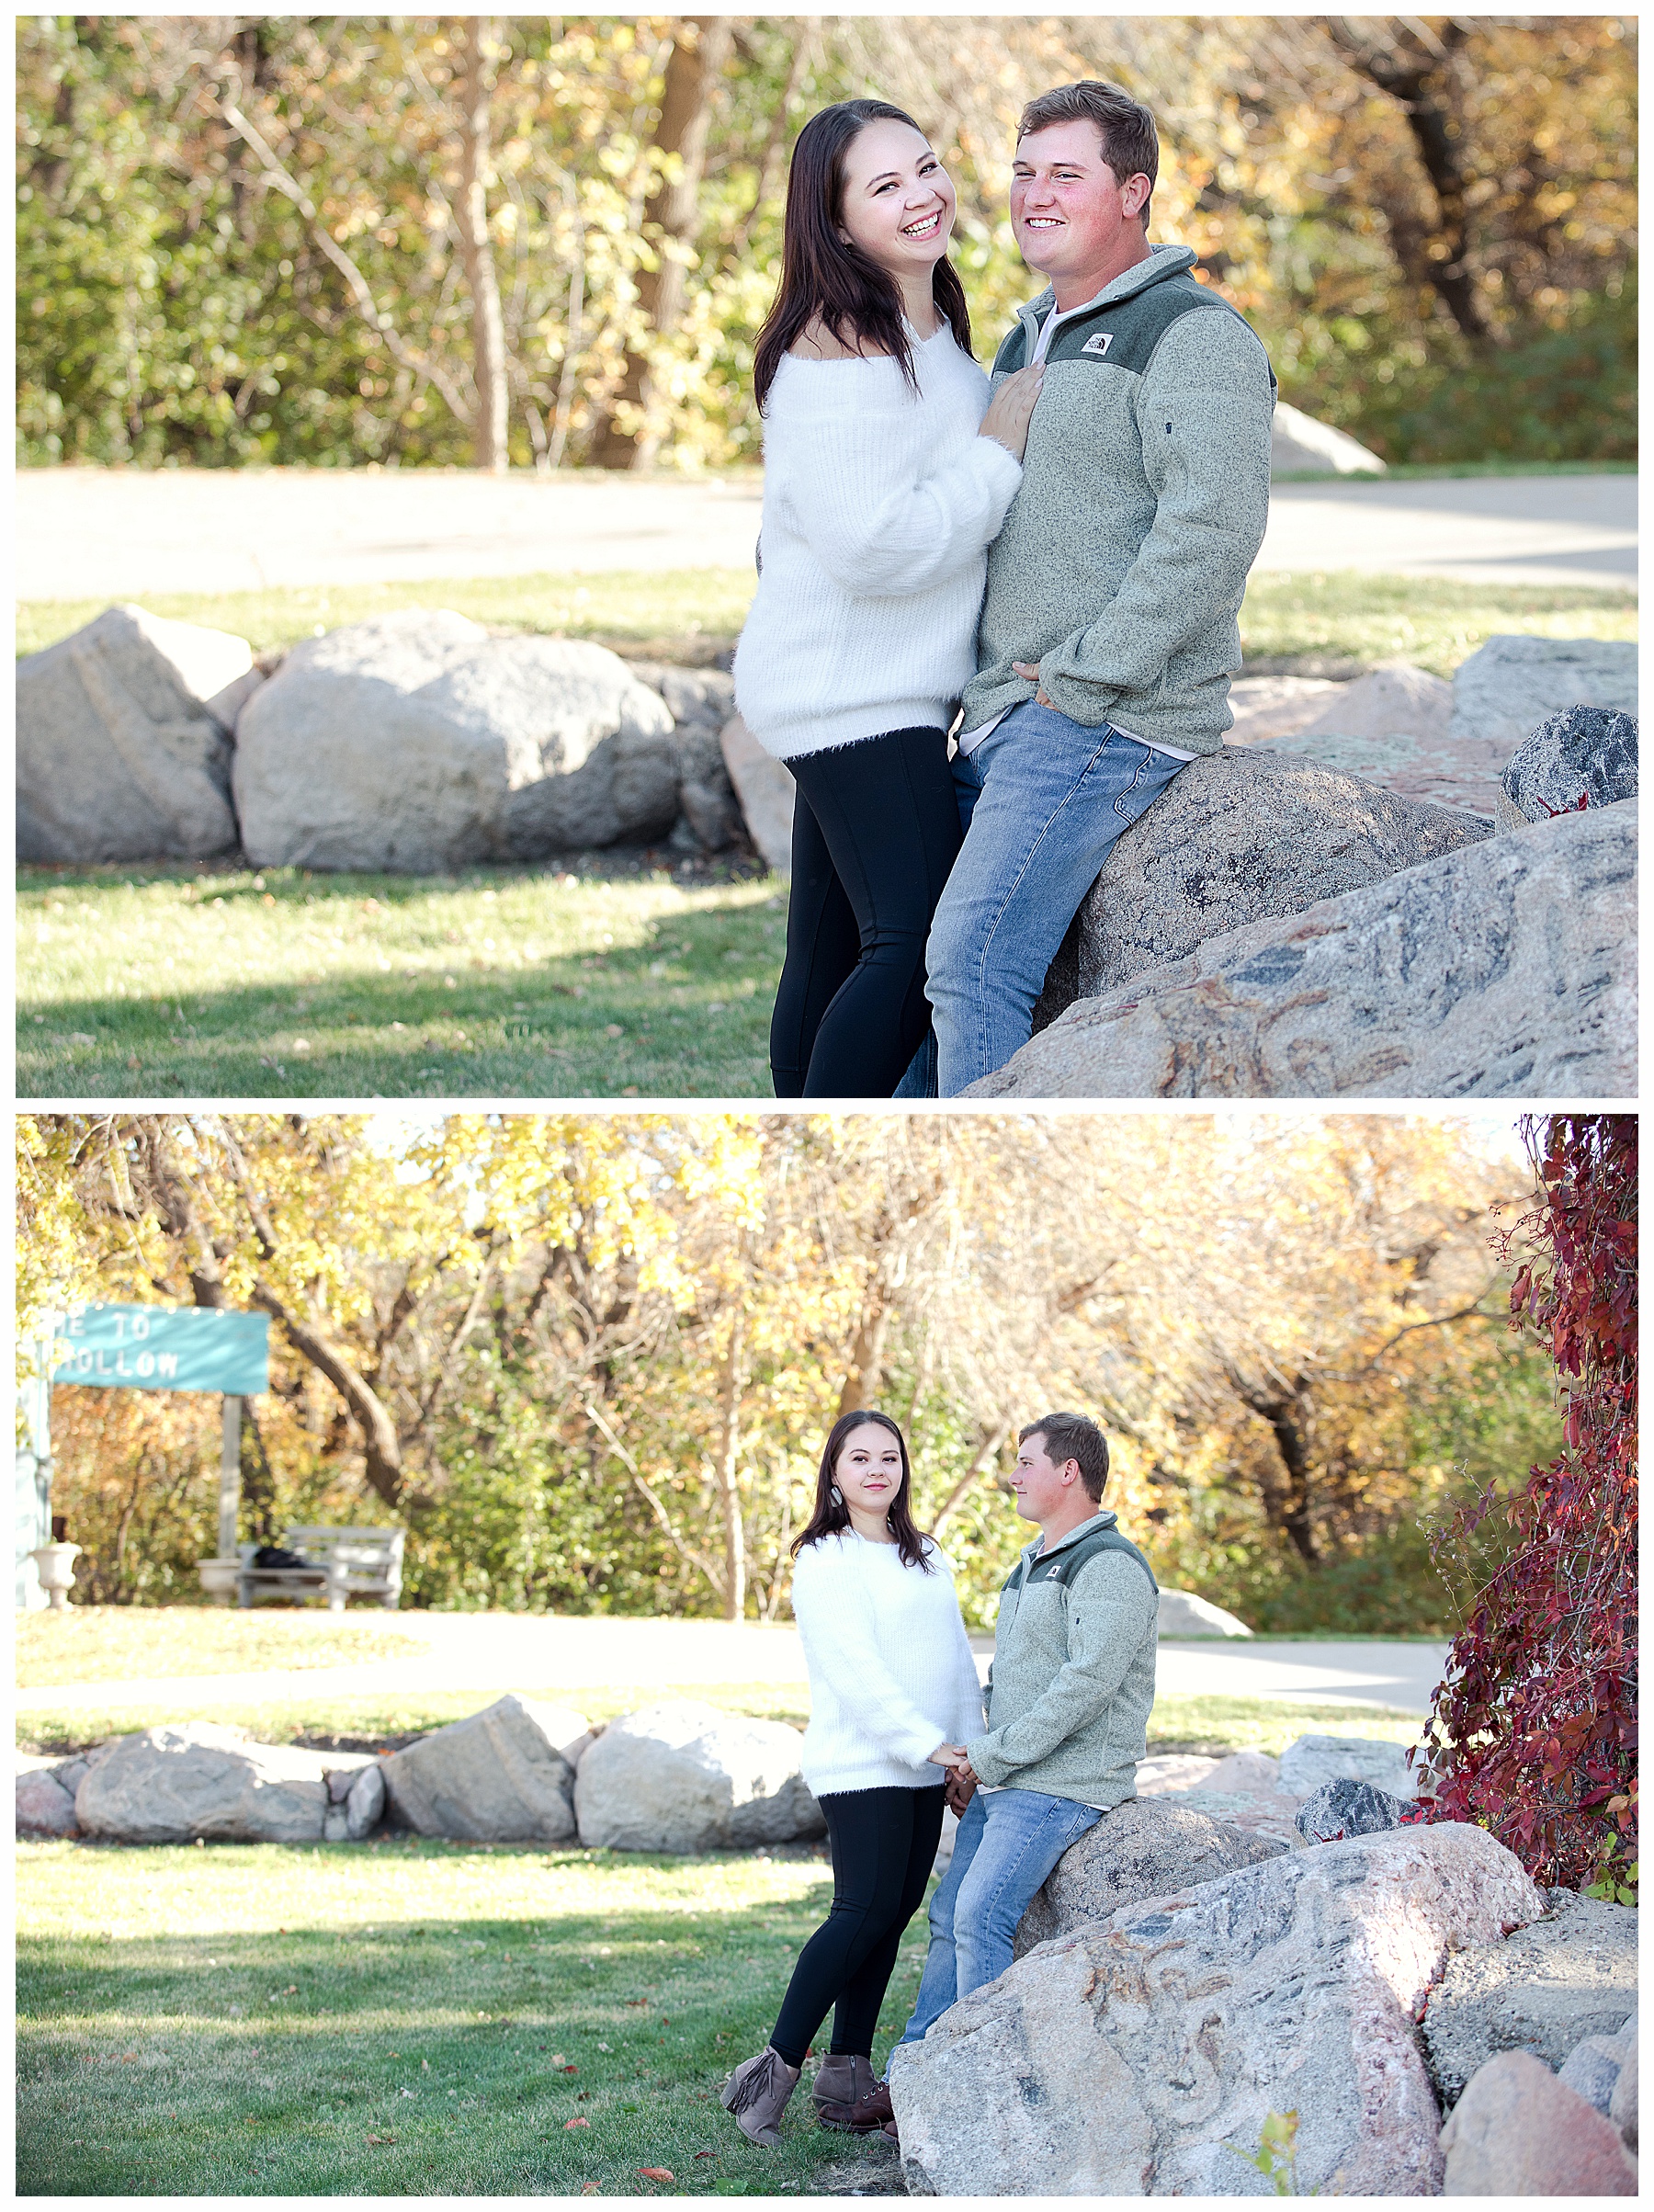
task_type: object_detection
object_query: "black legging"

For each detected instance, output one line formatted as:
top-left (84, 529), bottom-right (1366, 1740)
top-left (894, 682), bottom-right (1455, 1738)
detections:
top-left (770, 727), bottom-right (961, 1098)
top-left (770, 1784), bottom-right (946, 2067)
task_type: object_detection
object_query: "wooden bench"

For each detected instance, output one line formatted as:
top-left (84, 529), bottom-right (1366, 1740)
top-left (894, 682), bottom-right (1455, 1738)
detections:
top-left (237, 1526), bottom-right (405, 1612)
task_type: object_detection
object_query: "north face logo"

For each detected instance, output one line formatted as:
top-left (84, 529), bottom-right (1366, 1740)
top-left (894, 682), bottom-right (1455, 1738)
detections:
top-left (1081, 332), bottom-right (1115, 357)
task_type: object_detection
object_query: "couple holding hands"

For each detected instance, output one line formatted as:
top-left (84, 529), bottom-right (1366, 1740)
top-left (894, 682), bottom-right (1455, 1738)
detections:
top-left (733, 77), bottom-right (1276, 1097)
top-left (719, 1406), bottom-right (1158, 2149)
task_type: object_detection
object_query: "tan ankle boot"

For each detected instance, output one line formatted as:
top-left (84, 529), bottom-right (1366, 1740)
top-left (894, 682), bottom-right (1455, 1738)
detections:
top-left (720, 2044), bottom-right (802, 2149)
top-left (812, 2053), bottom-right (894, 2130)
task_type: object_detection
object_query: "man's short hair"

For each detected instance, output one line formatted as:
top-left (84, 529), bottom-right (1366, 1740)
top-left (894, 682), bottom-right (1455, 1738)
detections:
top-left (1017, 80), bottom-right (1159, 220)
top-left (1021, 1412), bottom-right (1111, 1503)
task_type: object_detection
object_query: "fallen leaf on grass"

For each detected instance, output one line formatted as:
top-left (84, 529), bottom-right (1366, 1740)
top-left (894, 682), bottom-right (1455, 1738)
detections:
top-left (639, 2170), bottom-right (674, 2184)
top-left (366, 2133), bottom-right (397, 2146)
top-left (694, 2150), bottom-right (717, 2161)
top-left (580, 2185), bottom-right (602, 2196)
top-left (565, 2116), bottom-right (590, 2130)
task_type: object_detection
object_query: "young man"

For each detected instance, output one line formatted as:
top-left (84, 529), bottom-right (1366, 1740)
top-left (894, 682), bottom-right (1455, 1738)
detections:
top-left (925, 80), bottom-right (1276, 1094)
top-left (889, 1411), bottom-right (1159, 2058)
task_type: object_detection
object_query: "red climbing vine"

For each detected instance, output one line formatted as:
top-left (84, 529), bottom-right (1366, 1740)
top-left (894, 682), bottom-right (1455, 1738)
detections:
top-left (1414, 1114), bottom-right (1637, 1891)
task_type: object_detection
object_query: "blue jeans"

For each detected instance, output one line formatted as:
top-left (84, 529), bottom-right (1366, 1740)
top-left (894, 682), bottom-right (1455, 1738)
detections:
top-left (925, 701), bottom-right (1187, 1095)
top-left (899, 1787), bottom-right (1104, 2045)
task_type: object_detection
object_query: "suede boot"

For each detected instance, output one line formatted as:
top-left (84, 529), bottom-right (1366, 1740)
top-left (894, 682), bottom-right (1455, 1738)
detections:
top-left (720, 2044), bottom-right (802, 2149)
top-left (811, 2053), bottom-right (894, 2131)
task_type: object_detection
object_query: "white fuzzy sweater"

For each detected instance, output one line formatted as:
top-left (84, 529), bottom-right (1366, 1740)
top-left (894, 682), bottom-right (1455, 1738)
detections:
top-left (733, 323), bottom-right (1024, 761)
top-left (789, 1528), bottom-right (987, 1796)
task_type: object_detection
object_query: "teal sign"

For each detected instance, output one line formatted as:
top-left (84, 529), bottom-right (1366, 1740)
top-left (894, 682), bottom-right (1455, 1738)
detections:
top-left (53, 1303), bottom-right (270, 1396)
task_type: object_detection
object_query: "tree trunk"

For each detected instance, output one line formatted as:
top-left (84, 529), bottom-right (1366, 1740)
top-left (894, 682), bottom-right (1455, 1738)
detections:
top-left (249, 1280), bottom-right (410, 1512)
top-left (837, 1292), bottom-right (891, 1421)
top-left (1327, 17), bottom-right (1491, 342)
top-left (454, 16), bottom-right (510, 472)
top-left (716, 1301), bottom-right (746, 1621)
top-left (1225, 1366), bottom-right (1323, 1564)
top-left (591, 16), bottom-right (735, 470)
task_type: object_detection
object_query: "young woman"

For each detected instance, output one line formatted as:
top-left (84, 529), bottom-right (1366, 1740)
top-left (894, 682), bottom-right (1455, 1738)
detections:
top-left (732, 98), bottom-right (1044, 1098)
top-left (719, 1411), bottom-right (983, 2149)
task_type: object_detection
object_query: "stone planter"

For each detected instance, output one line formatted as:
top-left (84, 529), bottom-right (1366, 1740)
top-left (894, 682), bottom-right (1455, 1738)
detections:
top-left (30, 1542), bottom-right (82, 1612)
top-left (196, 1558), bottom-right (240, 1604)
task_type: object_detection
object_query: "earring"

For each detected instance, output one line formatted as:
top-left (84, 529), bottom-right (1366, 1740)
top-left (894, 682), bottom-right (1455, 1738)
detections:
top-left (830, 1485), bottom-right (843, 1506)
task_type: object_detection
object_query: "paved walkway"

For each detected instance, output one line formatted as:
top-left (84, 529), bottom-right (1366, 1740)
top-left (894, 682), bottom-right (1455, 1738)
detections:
top-left (16, 467), bottom-right (1635, 600)
top-left (17, 1614), bottom-right (1448, 1717)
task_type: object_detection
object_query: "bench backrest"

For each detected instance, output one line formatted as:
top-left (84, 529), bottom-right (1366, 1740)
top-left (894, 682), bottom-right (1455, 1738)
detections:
top-left (282, 1526), bottom-right (404, 1581)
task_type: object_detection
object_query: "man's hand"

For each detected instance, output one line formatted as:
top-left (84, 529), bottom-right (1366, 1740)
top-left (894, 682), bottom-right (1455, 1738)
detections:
top-left (943, 1767), bottom-right (977, 1817)
top-left (1012, 660), bottom-right (1056, 709)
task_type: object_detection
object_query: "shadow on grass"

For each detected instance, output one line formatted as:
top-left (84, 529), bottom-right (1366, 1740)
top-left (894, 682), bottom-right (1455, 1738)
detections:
top-left (16, 1836), bottom-right (915, 2199)
top-left (17, 858), bottom-right (782, 1100)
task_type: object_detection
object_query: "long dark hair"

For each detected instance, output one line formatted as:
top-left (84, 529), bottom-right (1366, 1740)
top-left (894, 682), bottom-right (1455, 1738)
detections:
top-left (753, 97), bottom-right (974, 413)
top-left (792, 1408), bottom-right (935, 1571)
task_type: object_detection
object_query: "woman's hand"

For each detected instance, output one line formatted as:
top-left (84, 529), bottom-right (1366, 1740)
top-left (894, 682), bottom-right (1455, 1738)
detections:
top-left (929, 1742), bottom-right (968, 1766)
top-left (979, 365), bottom-right (1043, 461)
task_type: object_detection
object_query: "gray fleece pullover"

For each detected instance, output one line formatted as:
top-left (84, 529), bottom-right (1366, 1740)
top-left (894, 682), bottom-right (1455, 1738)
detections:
top-left (966, 1509), bottom-right (1158, 1809)
top-left (961, 242), bottom-right (1276, 756)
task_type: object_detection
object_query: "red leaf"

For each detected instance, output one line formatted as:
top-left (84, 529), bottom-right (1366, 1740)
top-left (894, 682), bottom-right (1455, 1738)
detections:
top-left (638, 2170), bottom-right (675, 2184)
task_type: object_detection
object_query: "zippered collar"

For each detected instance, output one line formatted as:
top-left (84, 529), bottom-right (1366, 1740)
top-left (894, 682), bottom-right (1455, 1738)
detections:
top-left (1025, 1507), bottom-right (1116, 1567)
top-left (1016, 240), bottom-right (1199, 353)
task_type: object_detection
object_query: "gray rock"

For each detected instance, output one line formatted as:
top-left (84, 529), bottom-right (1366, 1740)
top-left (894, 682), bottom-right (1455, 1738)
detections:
top-left (1271, 401), bottom-right (1386, 478)
top-left (1157, 1588), bottom-right (1252, 1638)
top-left (1013, 1797), bottom-right (1286, 1956)
top-left (1449, 633), bottom-right (1638, 754)
top-left (380, 1694), bottom-right (589, 1843)
top-left (346, 1762), bottom-right (387, 1841)
top-left (888, 1821), bottom-right (1543, 2197)
top-left (232, 613), bottom-right (678, 870)
top-left (673, 723), bottom-right (747, 852)
top-left (1439, 2048), bottom-right (1638, 2195)
top-left (323, 1806), bottom-right (350, 1843)
top-left (1278, 1732), bottom-right (1419, 1799)
top-left (17, 603), bottom-right (249, 861)
top-left (1293, 1776), bottom-right (1409, 1843)
top-left (51, 1756), bottom-right (91, 1799)
top-left (1497, 704), bottom-right (1638, 830)
top-left (17, 1768), bottom-right (79, 1838)
top-left (975, 802), bottom-right (1637, 1099)
top-left (573, 1699), bottom-right (825, 1852)
top-left (1422, 1885), bottom-right (1639, 2108)
top-left (1034, 747), bottom-right (1488, 1030)
top-left (720, 712), bottom-right (795, 873)
top-left (1610, 2015), bottom-right (1637, 2150)
top-left (1154, 1749), bottom-right (1308, 1846)
top-left (74, 1722), bottom-right (330, 1843)
top-left (1559, 2033), bottom-right (1628, 2117)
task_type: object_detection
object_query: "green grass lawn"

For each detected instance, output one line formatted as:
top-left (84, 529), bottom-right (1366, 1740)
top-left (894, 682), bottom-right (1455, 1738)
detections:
top-left (17, 1606), bottom-right (430, 1690)
top-left (17, 861), bottom-right (783, 1099)
top-left (17, 1833), bottom-right (905, 2198)
top-left (17, 566), bottom-right (1633, 1099)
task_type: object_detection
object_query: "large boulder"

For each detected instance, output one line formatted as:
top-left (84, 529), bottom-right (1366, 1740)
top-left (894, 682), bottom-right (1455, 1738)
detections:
top-left (1033, 747), bottom-right (1487, 1029)
top-left (380, 1695), bottom-right (591, 1843)
top-left (978, 801), bottom-right (1636, 1099)
top-left (1449, 633), bottom-right (1638, 753)
top-left (719, 712), bottom-right (795, 873)
top-left (628, 663), bottom-right (745, 852)
top-left (1271, 401), bottom-right (1386, 477)
top-left (1151, 1749), bottom-right (1307, 1846)
top-left (1422, 1885), bottom-right (1639, 2108)
top-left (17, 603), bottom-right (251, 861)
top-left (1245, 664), bottom-right (1507, 821)
top-left (1497, 704), bottom-right (1638, 831)
top-left (1012, 1798), bottom-right (1286, 1956)
top-left (888, 1822), bottom-right (1544, 2197)
top-left (1277, 1732), bottom-right (1419, 1799)
top-left (74, 1721), bottom-right (331, 1843)
top-left (1438, 2048), bottom-right (1638, 2195)
top-left (1224, 675), bottom-right (1345, 747)
top-left (232, 613), bottom-right (680, 870)
top-left (1157, 1589), bottom-right (1252, 1638)
top-left (17, 1767), bottom-right (80, 1838)
top-left (573, 1699), bottom-right (825, 1852)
